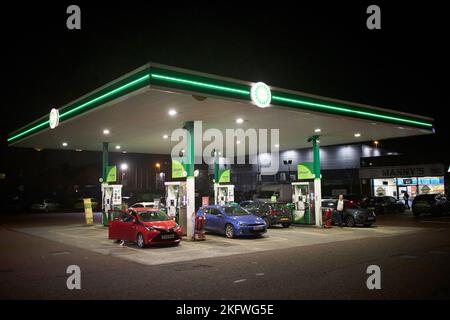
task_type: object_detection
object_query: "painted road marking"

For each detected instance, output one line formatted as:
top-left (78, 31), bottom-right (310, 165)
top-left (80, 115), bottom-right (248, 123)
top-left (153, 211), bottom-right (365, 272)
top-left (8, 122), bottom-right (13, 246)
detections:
top-left (233, 279), bottom-right (247, 284)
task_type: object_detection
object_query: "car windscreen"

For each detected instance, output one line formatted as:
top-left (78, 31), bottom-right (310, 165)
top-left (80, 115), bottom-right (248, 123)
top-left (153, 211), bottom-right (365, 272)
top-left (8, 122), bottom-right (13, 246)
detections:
top-left (138, 210), bottom-right (170, 222)
top-left (224, 206), bottom-right (250, 216)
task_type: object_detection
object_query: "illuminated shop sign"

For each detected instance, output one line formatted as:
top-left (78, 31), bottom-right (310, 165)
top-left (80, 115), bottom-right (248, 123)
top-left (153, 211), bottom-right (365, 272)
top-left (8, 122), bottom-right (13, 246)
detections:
top-left (359, 164), bottom-right (445, 179)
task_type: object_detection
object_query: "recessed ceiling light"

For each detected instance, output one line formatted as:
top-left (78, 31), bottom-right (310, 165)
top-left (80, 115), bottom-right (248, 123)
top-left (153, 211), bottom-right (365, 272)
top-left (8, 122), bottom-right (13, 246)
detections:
top-left (103, 129), bottom-right (110, 135)
top-left (354, 133), bottom-right (361, 137)
top-left (236, 118), bottom-right (244, 124)
top-left (163, 134), bottom-right (169, 139)
top-left (62, 142), bottom-right (68, 147)
top-left (168, 109), bottom-right (177, 116)
top-left (115, 145), bottom-right (121, 150)
top-left (314, 128), bottom-right (321, 133)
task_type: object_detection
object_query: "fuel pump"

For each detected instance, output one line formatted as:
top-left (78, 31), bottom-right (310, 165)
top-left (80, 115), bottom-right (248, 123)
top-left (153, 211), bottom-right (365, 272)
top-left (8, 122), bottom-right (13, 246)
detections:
top-left (165, 181), bottom-right (188, 235)
top-left (291, 181), bottom-right (315, 225)
top-left (214, 183), bottom-right (234, 205)
top-left (101, 184), bottom-right (123, 226)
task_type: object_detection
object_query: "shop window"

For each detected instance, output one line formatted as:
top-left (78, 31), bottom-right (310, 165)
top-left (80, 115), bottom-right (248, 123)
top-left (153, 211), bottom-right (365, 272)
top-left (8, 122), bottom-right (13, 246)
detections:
top-left (373, 178), bottom-right (396, 197)
top-left (418, 176), bottom-right (445, 194)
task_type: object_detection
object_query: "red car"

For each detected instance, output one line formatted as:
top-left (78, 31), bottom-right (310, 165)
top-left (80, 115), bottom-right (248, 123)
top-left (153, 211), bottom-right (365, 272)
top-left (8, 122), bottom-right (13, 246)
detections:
top-left (108, 208), bottom-right (182, 248)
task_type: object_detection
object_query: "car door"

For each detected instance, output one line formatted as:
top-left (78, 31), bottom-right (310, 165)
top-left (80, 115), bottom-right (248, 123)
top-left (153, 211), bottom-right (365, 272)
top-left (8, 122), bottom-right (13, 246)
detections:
top-left (109, 213), bottom-right (134, 240)
top-left (213, 208), bottom-right (227, 231)
top-left (108, 213), bottom-right (122, 240)
top-left (383, 197), bottom-right (396, 213)
top-left (203, 208), bottom-right (214, 231)
top-left (208, 208), bottom-right (224, 232)
top-left (121, 213), bottom-right (137, 241)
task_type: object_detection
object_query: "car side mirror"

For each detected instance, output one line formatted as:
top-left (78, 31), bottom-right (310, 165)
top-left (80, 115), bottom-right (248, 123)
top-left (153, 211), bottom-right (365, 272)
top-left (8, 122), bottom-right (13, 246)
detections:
top-left (132, 218), bottom-right (137, 224)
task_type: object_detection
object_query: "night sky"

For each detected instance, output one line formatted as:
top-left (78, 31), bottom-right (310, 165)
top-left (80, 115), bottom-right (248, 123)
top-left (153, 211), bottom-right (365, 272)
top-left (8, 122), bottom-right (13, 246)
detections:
top-left (2, 1), bottom-right (449, 162)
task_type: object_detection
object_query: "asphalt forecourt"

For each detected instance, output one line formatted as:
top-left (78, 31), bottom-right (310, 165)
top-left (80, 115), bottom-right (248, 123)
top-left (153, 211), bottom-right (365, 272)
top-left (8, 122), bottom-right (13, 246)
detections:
top-left (13, 220), bottom-right (428, 266)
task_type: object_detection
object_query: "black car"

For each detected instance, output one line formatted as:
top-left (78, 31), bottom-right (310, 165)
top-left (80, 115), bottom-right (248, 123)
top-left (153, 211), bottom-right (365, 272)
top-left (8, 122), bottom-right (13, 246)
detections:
top-left (240, 201), bottom-right (292, 228)
top-left (322, 199), bottom-right (376, 227)
top-left (366, 196), bottom-right (405, 214)
top-left (341, 194), bottom-right (370, 207)
top-left (412, 193), bottom-right (450, 217)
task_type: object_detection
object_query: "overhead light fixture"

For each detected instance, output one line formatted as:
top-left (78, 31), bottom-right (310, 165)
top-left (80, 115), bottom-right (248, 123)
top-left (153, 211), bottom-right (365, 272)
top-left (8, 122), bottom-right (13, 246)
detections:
top-left (314, 128), bottom-right (321, 133)
top-left (103, 129), bottom-right (110, 135)
top-left (374, 140), bottom-right (379, 145)
top-left (236, 140), bottom-right (241, 145)
top-left (236, 118), bottom-right (244, 124)
top-left (115, 145), bottom-right (121, 150)
top-left (120, 163), bottom-right (128, 171)
top-left (163, 134), bottom-right (169, 139)
top-left (75, 149), bottom-right (82, 152)
top-left (122, 151), bottom-right (127, 154)
top-left (354, 133), bottom-right (361, 137)
top-left (168, 109), bottom-right (177, 116)
top-left (155, 163), bottom-right (160, 168)
top-left (62, 142), bottom-right (68, 147)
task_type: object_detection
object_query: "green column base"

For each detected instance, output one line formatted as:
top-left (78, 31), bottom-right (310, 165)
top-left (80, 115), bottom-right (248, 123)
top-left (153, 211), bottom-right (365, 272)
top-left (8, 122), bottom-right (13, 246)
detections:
top-left (102, 212), bottom-right (109, 227)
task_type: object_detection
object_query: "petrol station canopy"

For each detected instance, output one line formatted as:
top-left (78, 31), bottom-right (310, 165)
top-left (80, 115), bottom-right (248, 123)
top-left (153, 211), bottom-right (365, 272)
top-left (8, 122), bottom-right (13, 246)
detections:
top-left (7, 62), bottom-right (434, 154)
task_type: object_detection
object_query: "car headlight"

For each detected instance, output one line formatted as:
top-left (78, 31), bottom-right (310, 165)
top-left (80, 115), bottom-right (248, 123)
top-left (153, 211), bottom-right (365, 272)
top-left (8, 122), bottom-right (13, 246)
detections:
top-left (145, 225), bottom-right (156, 231)
top-left (238, 222), bottom-right (248, 226)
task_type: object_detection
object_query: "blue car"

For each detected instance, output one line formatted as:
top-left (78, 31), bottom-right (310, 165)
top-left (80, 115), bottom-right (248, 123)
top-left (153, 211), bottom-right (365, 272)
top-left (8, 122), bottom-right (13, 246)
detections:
top-left (198, 205), bottom-right (267, 238)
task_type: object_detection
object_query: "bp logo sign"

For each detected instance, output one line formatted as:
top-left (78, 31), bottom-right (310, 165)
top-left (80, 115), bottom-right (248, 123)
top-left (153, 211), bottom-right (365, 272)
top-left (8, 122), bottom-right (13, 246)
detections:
top-left (251, 82), bottom-right (271, 108)
top-left (49, 108), bottom-right (60, 129)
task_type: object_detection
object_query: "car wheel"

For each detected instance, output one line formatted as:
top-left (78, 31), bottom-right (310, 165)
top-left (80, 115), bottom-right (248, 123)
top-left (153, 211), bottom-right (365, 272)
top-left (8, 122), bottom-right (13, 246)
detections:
top-left (263, 217), bottom-right (271, 228)
top-left (225, 224), bottom-right (235, 239)
top-left (136, 233), bottom-right (146, 248)
top-left (345, 216), bottom-right (355, 227)
top-left (282, 223), bottom-right (290, 228)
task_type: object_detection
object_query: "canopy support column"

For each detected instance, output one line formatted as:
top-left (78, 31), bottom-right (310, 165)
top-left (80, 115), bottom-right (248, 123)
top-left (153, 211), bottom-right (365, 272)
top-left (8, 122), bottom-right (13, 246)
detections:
top-left (311, 135), bottom-right (322, 227)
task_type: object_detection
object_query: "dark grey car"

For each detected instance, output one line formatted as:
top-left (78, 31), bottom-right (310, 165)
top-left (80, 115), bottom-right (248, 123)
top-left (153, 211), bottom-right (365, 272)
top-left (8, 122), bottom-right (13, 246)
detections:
top-left (322, 199), bottom-right (376, 227)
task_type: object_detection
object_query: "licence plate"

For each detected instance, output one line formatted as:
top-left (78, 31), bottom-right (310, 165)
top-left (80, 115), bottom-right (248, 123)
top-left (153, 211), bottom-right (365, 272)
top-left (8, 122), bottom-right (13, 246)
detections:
top-left (367, 217), bottom-right (375, 220)
top-left (280, 218), bottom-right (289, 221)
top-left (161, 234), bottom-right (175, 239)
top-left (253, 226), bottom-right (264, 230)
